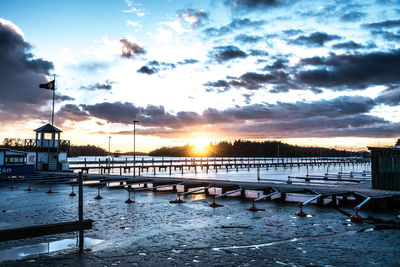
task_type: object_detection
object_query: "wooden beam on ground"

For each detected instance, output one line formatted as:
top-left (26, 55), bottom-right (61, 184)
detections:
top-left (0, 219), bottom-right (93, 242)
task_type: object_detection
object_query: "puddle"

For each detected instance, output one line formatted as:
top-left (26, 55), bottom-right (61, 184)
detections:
top-left (0, 237), bottom-right (103, 262)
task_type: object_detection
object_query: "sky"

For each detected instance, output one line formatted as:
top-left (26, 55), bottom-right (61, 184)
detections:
top-left (0, 0), bottom-right (400, 152)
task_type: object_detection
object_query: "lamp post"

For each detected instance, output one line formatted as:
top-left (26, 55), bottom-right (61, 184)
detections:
top-left (108, 136), bottom-right (111, 155)
top-left (133, 120), bottom-right (139, 178)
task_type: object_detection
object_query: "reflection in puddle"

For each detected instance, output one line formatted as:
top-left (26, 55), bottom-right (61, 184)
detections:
top-left (0, 238), bottom-right (103, 262)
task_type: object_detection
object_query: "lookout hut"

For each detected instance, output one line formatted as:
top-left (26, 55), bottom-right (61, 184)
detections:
top-left (368, 140), bottom-right (400, 191)
top-left (24, 124), bottom-right (70, 171)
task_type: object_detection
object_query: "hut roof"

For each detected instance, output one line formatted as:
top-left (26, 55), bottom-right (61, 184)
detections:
top-left (34, 124), bottom-right (62, 133)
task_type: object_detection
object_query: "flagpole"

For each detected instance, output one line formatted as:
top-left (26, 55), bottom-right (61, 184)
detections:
top-left (51, 75), bottom-right (55, 126)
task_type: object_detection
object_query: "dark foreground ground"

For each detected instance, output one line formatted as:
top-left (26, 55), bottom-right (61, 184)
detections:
top-left (0, 182), bottom-right (399, 266)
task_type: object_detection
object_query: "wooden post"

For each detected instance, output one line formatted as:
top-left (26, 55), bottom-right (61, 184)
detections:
top-left (78, 171), bottom-right (84, 253)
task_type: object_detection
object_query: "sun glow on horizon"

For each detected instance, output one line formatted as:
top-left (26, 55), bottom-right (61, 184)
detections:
top-left (190, 137), bottom-right (212, 155)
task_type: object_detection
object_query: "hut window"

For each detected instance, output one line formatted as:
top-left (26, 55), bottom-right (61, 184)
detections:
top-left (44, 133), bottom-right (52, 139)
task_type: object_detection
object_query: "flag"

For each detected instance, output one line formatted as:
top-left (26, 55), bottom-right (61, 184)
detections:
top-left (39, 79), bottom-right (55, 90)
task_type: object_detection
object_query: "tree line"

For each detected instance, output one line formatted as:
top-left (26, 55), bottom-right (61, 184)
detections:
top-left (149, 140), bottom-right (364, 157)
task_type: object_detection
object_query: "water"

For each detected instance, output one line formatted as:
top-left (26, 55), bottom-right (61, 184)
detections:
top-left (0, 238), bottom-right (102, 262)
top-left (68, 156), bottom-right (371, 185)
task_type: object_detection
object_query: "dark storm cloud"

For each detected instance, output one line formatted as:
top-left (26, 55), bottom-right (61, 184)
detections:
top-left (371, 29), bottom-right (400, 41)
top-left (288, 32), bottom-right (341, 46)
top-left (223, 114), bottom-right (392, 139)
top-left (375, 88), bottom-right (400, 106)
top-left (210, 46), bottom-right (247, 62)
top-left (296, 50), bottom-right (400, 89)
top-left (264, 58), bottom-right (289, 70)
top-left (203, 96), bottom-right (376, 122)
top-left (80, 102), bottom-right (203, 129)
top-left (340, 11), bottom-right (367, 22)
top-left (176, 8), bottom-right (208, 28)
top-left (204, 80), bottom-right (230, 91)
top-left (234, 34), bottom-right (263, 44)
top-left (177, 58), bottom-right (199, 65)
top-left (73, 94), bottom-right (396, 138)
top-left (332, 41), bottom-right (363, 50)
top-left (205, 70), bottom-right (289, 91)
top-left (224, 0), bottom-right (284, 8)
top-left (137, 66), bottom-right (156, 75)
top-left (232, 71), bottom-right (289, 90)
top-left (55, 94), bottom-right (75, 102)
top-left (0, 19), bottom-right (54, 122)
top-left (248, 49), bottom-right (269, 56)
top-left (120, 38), bottom-right (146, 58)
top-left (56, 104), bottom-right (90, 123)
top-left (137, 60), bottom-right (177, 75)
top-left (203, 18), bottom-right (265, 37)
top-left (282, 29), bottom-right (303, 36)
top-left (80, 81), bottom-right (114, 91)
top-left (363, 19), bottom-right (400, 29)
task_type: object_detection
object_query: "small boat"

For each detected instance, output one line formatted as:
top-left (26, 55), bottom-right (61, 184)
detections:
top-left (0, 148), bottom-right (34, 176)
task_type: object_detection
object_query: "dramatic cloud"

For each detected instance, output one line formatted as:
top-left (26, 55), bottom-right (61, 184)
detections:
top-left (137, 66), bottom-right (156, 75)
top-left (289, 32), bottom-right (341, 46)
top-left (209, 45), bottom-right (247, 62)
top-left (340, 11), bottom-right (366, 22)
top-left (263, 58), bottom-right (289, 70)
top-left (0, 18), bottom-right (54, 123)
top-left (71, 94), bottom-right (400, 139)
top-left (80, 81), bottom-right (114, 91)
top-left (177, 58), bottom-right (199, 65)
top-left (363, 19), bottom-right (400, 29)
top-left (375, 88), bottom-right (400, 106)
top-left (120, 37), bottom-right (145, 58)
top-left (225, 0), bottom-right (283, 8)
top-left (234, 34), bottom-right (263, 44)
top-left (55, 94), bottom-right (75, 102)
top-left (332, 41), bottom-right (363, 50)
top-left (203, 18), bottom-right (265, 37)
top-left (80, 102), bottom-right (203, 129)
top-left (177, 8), bottom-right (208, 28)
top-left (296, 50), bottom-right (400, 89)
top-left (137, 60), bottom-right (176, 75)
top-left (370, 30), bottom-right (400, 41)
top-left (56, 104), bottom-right (90, 124)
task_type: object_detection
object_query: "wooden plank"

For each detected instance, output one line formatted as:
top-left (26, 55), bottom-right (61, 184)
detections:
top-left (0, 219), bottom-right (93, 242)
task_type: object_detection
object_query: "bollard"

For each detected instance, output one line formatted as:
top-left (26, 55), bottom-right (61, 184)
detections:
top-left (247, 199), bottom-right (265, 212)
top-left (69, 185), bottom-right (76, 197)
top-left (170, 194), bottom-right (184, 204)
top-left (125, 190), bottom-right (134, 203)
top-left (209, 196), bottom-right (223, 208)
top-left (296, 205), bottom-right (307, 217)
top-left (94, 187), bottom-right (103, 200)
top-left (46, 184), bottom-right (54, 194)
top-left (25, 184), bottom-right (33, 192)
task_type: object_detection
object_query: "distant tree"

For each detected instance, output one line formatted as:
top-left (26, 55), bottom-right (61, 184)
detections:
top-left (68, 145), bottom-right (107, 157)
top-left (148, 140), bottom-right (354, 157)
top-left (1, 138), bottom-right (24, 148)
top-left (395, 139), bottom-right (400, 147)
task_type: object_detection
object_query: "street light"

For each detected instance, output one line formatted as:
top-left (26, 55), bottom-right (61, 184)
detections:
top-left (133, 120), bottom-right (139, 178)
top-left (108, 136), bottom-right (111, 155)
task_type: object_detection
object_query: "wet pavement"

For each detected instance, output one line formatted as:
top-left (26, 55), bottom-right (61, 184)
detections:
top-left (0, 180), bottom-right (399, 266)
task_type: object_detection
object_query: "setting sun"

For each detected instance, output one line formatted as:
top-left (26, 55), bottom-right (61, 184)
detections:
top-left (190, 137), bottom-right (211, 155)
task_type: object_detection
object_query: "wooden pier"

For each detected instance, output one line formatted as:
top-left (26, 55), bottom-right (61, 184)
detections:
top-left (1, 166), bottom-right (398, 223)
top-left (68, 157), bottom-right (370, 175)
